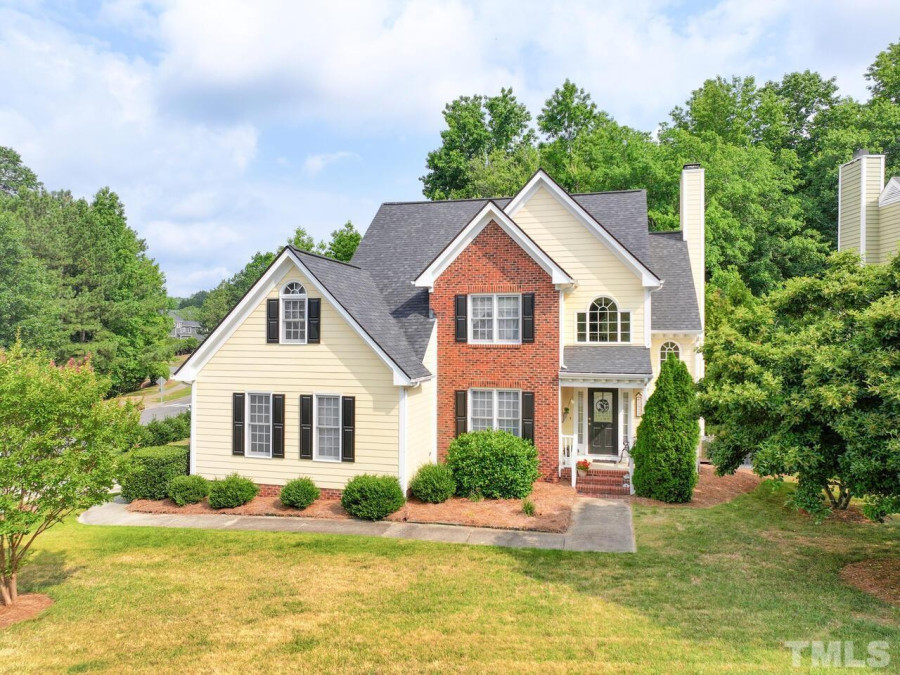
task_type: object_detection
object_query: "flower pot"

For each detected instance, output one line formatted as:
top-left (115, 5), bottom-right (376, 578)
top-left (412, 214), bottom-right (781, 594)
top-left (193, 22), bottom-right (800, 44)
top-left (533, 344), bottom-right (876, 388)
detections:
top-left (576, 469), bottom-right (588, 478)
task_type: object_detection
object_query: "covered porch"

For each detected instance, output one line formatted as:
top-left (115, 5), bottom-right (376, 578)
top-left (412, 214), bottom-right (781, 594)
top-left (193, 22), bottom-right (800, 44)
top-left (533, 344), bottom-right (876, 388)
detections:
top-left (557, 346), bottom-right (653, 492)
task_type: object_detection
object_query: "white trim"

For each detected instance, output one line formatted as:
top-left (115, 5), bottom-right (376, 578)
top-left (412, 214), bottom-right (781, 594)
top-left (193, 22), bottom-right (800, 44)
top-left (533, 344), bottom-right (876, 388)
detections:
top-left (503, 170), bottom-right (661, 288)
top-left (173, 249), bottom-right (415, 386)
top-left (245, 391), bottom-right (274, 459)
top-left (861, 156), bottom-right (867, 259)
top-left (559, 289), bottom-right (566, 368)
top-left (279, 280), bottom-right (308, 345)
top-left (189, 383), bottom-right (197, 474)
top-left (573, 296), bottom-right (634, 344)
top-left (398, 387), bottom-right (408, 493)
top-left (467, 388), bottom-right (522, 436)
top-left (879, 177), bottom-right (900, 206)
top-left (413, 202), bottom-right (574, 289)
top-left (312, 393), bottom-right (342, 463)
top-left (467, 293), bottom-right (522, 344)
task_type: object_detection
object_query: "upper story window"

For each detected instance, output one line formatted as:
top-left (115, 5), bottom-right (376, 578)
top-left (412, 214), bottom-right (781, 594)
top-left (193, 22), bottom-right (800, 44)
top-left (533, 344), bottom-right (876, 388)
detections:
top-left (469, 294), bottom-right (521, 344)
top-left (281, 282), bottom-right (307, 344)
top-left (660, 341), bottom-right (680, 364)
top-left (576, 297), bottom-right (631, 343)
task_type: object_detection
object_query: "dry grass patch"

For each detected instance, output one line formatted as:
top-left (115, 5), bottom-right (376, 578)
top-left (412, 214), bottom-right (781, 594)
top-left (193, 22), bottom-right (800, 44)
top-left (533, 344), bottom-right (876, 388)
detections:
top-left (841, 558), bottom-right (900, 606)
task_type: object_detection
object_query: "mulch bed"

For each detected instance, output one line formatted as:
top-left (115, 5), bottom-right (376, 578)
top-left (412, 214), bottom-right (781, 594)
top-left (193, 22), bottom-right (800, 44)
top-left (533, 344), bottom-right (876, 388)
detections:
top-left (841, 558), bottom-right (900, 606)
top-left (128, 481), bottom-right (577, 533)
top-left (626, 464), bottom-right (761, 508)
top-left (0, 594), bottom-right (53, 629)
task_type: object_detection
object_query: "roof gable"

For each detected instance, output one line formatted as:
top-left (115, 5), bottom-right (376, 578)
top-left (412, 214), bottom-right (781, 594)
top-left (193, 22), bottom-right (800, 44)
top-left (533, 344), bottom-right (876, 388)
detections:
top-left (413, 201), bottom-right (574, 289)
top-left (174, 248), bottom-right (427, 385)
top-left (503, 170), bottom-right (660, 287)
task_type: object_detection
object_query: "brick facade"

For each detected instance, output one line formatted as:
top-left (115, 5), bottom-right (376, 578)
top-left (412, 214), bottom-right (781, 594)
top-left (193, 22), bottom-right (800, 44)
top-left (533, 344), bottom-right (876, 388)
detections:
top-left (433, 220), bottom-right (561, 479)
top-left (257, 483), bottom-right (342, 500)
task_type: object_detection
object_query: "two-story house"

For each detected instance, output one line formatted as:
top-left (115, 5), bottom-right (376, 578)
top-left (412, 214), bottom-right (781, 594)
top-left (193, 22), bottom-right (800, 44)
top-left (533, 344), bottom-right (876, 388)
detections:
top-left (173, 166), bottom-right (705, 497)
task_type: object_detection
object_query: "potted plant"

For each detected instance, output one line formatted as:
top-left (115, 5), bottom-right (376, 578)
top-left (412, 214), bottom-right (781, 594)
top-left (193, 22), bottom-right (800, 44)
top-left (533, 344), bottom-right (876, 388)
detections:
top-left (575, 459), bottom-right (591, 478)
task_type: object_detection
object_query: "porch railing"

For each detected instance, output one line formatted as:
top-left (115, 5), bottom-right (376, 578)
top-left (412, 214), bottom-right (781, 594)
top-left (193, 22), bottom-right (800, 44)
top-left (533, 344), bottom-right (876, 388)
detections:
top-left (559, 434), bottom-right (576, 487)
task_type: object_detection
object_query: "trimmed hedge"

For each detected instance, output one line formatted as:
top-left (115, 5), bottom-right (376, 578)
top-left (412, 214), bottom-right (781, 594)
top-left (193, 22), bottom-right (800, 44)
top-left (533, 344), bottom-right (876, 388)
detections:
top-left (340, 475), bottom-right (405, 520)
top-left (208, 474), bottom-right (259, 509)
top-left (167, 474), bottom-right (210, 506)
top-left (409, 463), bottom-right (456, 503)
top-left (120, 445), bottom-right (189, 501)
top-left (140, 410), bottom-right (191, 447)
top-left (446, 430), bottom-right (539, 499)
top-left (280, 477), bottom-right (320, 510)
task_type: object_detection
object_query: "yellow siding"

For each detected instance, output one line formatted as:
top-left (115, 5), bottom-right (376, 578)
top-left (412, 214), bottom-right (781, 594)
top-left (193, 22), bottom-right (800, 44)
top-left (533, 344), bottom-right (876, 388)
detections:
top-left (865, 157), bottom-right (883, 262)
top-left (513, 185), bottom-right (647, 345)
top-left (193, 267), bottom-right (400, 490)
top-left (650, 334), bottom-right (701, 382)
top-left (880, 202), bottom-right (900, 262)
top-left (681, 168), bottom-right (705, 327)
top-left (840, 161), bottom-right (862, 253)
top-left (404, 326), bottom-right (436, 481)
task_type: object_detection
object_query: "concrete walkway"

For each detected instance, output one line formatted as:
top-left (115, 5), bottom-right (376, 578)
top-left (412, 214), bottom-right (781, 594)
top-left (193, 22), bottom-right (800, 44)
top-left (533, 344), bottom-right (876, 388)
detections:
top-left (79, 497), bottom-right (635, 553)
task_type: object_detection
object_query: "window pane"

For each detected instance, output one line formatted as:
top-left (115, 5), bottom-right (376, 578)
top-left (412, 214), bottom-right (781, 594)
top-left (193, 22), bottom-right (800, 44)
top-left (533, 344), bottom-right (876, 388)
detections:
top-left (588, 298), bottom-right (619, 342)
top-left (283, 298), bottom-right (306, 342)
top-left (576, 391), bottom-right (585, 444)
top-left (470, 390), bottom-right (493, 431)
top-left (576, 312), bottom-right (587, 342)
top-left (497, 390), bottom-right (520, 436)
top-left (316, 395), bottom-right (341, 460)
top-left (620, 311), bottom-right (630, 342)
top-left (248, 394), bottom-right (271, 457)
top-left (497, 296), bottom-right (520, 341)
top-left (470, 296), bottom-right (493, 341)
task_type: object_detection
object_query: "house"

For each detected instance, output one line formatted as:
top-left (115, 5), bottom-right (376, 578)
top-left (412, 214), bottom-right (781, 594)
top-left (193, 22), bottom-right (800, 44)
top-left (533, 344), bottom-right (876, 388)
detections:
top-left (168, 310), bottom-right (204, 341)
top-left (173, 167), bottom-right (705, 497)
top-left (837, 149), bottom-right (900, 263)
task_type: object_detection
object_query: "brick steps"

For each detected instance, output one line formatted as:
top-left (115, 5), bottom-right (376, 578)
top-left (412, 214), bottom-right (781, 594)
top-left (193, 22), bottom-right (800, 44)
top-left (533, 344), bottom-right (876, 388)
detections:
top-left (560, 466), bottom-right (631, 496)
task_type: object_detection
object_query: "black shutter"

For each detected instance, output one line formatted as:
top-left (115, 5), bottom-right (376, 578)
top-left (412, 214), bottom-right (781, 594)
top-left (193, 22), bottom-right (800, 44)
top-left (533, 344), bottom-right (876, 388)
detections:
top-left (232, 393), bottom-right (245, 455)
top-left (341, 396), bottom-right (355, 462)
top-left (307, 298), bottom-right (321, 343)
top-left (266, 298), bottom-right (279, 343)
top-left (454, 390), bottom-right (467, 437)
top-left (272, 394), bottom-right (285, 458)
top-left (455, 295), bottom-right (467, 342)
top-left (522, 392), bottom-right (535, 443)
top-left (522, 293), bottom-right (535, 343)
top-left (300, 395), bottom-right (313, 459)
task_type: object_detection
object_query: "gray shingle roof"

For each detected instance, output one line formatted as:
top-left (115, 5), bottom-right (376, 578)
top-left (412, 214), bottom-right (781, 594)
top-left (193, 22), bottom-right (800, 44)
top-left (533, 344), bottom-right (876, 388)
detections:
top-left (648, 232), bottom-right (702, 332)
top-left (292, 248), bottom-right (431, 381)
top-left (562, 346), bottom-right (652, 375)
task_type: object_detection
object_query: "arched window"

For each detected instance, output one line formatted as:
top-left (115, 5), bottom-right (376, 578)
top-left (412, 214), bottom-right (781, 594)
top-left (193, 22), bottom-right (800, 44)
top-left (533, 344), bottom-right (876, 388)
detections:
top-left (660, 341), bottom-right (680, 364)
top-left (281, 282), bottom-right (307, 343)
top-left (576, 297), bottom-right (631, 343)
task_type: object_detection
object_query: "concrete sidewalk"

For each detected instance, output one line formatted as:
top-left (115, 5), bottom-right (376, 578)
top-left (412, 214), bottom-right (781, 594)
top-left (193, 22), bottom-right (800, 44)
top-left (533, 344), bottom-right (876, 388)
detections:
top-left (79, 497), bottom-right (635, 553)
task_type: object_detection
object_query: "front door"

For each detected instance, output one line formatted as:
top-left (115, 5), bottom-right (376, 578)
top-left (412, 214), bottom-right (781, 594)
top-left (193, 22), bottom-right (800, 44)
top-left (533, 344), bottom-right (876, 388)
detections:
top-left (588, 389), bottom-right (617, 456)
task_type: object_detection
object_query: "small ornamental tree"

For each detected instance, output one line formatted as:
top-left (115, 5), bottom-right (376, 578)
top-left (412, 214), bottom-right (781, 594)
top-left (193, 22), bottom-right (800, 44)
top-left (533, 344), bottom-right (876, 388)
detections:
top-left (631, 354), bottom-right (700, 503)
top-left (701, 252), bottom-right (900, 520)
top-left (0, 343), bottom-right (140, 605)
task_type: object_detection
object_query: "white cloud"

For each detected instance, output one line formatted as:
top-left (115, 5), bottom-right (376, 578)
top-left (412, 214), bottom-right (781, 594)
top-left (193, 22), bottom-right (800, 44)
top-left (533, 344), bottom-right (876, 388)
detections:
top-left (2, 0), bottom-right (899, 296)
top-left (302, 151), bottom-right (358, 177)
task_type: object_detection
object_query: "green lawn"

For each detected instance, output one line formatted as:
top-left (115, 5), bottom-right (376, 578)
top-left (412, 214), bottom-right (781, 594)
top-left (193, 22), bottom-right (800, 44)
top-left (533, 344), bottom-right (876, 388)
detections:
top-left (1, 482), bottom-right (897, 674)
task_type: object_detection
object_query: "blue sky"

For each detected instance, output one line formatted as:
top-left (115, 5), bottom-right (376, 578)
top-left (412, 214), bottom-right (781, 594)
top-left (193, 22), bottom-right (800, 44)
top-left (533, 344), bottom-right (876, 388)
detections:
top-left (2, 0), bottom-right (899, 296)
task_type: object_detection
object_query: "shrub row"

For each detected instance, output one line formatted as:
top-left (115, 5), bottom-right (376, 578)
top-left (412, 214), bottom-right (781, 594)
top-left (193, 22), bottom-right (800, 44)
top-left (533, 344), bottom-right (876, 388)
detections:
top-left (119, 445), bottom-right (189, 501)
top-left (139, 410), bottom-right (191, 447)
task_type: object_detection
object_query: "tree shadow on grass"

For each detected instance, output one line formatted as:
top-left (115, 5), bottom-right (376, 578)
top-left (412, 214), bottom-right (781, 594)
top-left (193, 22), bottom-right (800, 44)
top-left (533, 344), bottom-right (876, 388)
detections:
top-left (18, 550), bottom-right (81, 594)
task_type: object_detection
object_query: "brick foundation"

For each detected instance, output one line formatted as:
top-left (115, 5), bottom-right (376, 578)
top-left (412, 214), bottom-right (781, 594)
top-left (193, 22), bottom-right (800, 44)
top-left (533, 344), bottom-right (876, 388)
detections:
top-left (433, 220), bottom-right (561, 479)
top-left (256, 484), bottom-right (342, 500)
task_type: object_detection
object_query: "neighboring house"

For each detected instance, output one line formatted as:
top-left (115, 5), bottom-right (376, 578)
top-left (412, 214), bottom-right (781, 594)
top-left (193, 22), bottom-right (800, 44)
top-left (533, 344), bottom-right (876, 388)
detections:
top-left (168, 311), bottom-right (204, 341)
top-left (838, 149), bottom-right (900, 264)
top-left (173, 167), bottom-right (705, 497)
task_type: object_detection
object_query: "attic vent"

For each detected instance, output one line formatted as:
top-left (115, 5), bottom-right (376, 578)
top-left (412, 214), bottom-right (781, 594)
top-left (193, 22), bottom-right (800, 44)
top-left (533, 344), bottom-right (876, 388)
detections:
top-left (879, 177), bottom-right (900, 206)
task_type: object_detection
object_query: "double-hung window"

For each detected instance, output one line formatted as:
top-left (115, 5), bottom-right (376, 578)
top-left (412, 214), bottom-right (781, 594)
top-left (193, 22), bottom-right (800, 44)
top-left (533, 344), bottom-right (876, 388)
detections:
top-left (469, 389), bottom-right (522, 436)
top-left (247, 393), bottom-right (272, 457)
top-left (314, 394), bottom-right (341, 461)
top-left (468, 294), bottom-right (520, 343)
top-left (281, 282), bottom-right (307, 343)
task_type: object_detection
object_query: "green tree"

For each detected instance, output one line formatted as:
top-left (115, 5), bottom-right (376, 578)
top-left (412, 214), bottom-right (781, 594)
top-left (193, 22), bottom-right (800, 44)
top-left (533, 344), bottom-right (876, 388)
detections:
top-left (865, 38), bottom-right (900, 104)
top-left (323, 220), bottom-right (361, 262)
top-left (631, 354), bottom-right (700, 503)
top-left (538, 79), bottom-right (599, 147)
top-left (421, 88), bottom-right (534, 199)
top-left (0, 343), bottom-right (140, 604)
top-left (199, 251), bottom-right (276, 333)
top-left (700, 252), bottom-right (900, 520)
top-left (288, 225), bottom-right (324, 254)
top-left (0, 146), bottom-right (40, 196)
